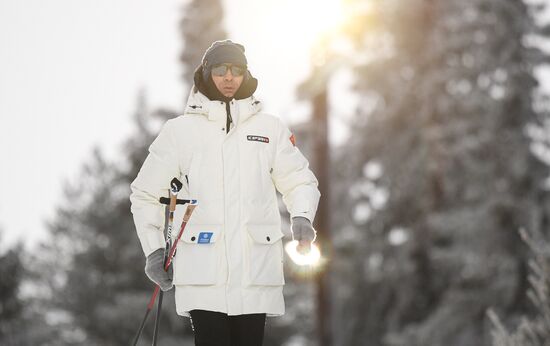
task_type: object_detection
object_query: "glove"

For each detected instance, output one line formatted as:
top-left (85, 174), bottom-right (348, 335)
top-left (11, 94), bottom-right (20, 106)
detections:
top-left (291, 217), bottom-right (317, 255)
top-left (145, 248), bottom-right (173, 291)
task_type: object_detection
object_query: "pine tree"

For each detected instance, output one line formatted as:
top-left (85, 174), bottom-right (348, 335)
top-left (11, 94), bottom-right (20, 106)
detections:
top-left (33, 91), bottom-right (189, 345)
top-left (0, 232), bottom-right (57, 345)
top-left (0, 236), bottom-right (24, 345)
top-left (489, 228), bottom-right (550, 346)
top-left (329, 0), bottom-right (550, 344)
top-left (178, 0), bottom-right (227, 103)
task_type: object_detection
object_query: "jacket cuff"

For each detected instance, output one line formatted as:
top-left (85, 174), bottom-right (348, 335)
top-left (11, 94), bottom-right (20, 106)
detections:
top-left (290, 212), bottom-right (314, 225)
top-left (139, 229), bottom-right (165, 257)
top-left (289, 191), bottom-right (317, 224)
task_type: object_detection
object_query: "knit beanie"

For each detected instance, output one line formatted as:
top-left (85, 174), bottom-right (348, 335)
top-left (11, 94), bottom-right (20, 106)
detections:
top-left (201, 40), bottom-right (248, 82)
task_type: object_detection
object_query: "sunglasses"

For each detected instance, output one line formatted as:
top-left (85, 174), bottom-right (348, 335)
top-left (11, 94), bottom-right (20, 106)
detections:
top-left (211, 64), bottom-right (246, 77)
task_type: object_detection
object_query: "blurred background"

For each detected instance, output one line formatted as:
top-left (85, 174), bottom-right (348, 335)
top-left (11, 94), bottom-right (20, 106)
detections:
top-left (2, 0), bottom-right (550, 345)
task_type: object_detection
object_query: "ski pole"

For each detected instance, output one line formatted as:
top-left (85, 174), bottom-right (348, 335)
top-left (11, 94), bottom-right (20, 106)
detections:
top-left (152, 178), bottom-right (182, 345)
top-left (132, 178), bottom-right (181, 346)
top-left (131, 197), bottom-right (198, 346)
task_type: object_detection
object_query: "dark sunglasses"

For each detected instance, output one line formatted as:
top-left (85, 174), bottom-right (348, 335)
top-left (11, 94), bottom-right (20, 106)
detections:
top-left (211, 64), bottom-right (246, 77)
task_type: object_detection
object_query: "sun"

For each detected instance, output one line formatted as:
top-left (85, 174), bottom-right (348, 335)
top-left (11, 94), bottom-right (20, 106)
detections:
top-left (262, 0), bottom-right (345, 53)
top-left (298, 0), bottom-right (344, 37)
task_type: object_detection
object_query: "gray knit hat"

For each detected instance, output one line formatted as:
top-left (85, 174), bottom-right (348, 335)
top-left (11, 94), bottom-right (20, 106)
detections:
top-left (201, 40), bottom-right (248, 81)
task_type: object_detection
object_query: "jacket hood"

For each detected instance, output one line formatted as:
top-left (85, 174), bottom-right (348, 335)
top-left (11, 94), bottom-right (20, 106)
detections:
top-left (193, 65), bottom-right (258, 102)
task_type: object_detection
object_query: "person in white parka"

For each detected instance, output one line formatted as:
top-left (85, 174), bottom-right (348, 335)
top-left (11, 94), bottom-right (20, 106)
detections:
top-left (129, 39), bottom-right (320, 346)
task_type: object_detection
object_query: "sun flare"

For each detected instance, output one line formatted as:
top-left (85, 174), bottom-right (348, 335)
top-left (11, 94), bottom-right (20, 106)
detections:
top-left (269, 0), bottom-right (345, 51)
top-left (285, 240), bottom-right (322, 266)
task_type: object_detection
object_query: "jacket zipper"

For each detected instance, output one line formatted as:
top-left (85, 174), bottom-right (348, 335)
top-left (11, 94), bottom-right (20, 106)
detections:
top-left (225, 101), bottom-right (233, 134)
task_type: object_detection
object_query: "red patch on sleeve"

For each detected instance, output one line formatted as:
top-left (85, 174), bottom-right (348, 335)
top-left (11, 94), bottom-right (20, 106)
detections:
top-left (289, 134), bottom-right (296, 146)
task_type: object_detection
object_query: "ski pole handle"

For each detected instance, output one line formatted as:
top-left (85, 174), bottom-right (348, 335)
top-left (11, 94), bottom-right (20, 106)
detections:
top-left (164, 200), bottom-right (198, 271)
top-left (169, 178), bottom-right (182, 212)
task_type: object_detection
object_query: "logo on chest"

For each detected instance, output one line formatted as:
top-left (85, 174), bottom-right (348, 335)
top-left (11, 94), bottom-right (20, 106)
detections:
top-left (247, 135), bottom-right (270, 143)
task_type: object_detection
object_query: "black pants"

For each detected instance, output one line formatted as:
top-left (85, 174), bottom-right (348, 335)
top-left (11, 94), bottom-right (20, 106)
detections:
top-left (189, 309), bottom-right (266, 346)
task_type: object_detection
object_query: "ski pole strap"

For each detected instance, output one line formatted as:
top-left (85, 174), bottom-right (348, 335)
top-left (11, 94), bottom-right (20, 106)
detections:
top-left (159, 197), bottom-right (190, 206)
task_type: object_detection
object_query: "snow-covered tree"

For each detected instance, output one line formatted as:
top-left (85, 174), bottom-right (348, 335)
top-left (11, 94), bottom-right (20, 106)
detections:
top-left (489, 227), bottom-right (550, 346)
top-left (329, 0), bottom-right (550, 345)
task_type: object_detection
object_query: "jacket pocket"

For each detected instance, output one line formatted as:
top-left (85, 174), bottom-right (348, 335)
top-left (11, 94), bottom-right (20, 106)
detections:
top-left (246, 224), bottom-right (285, 286)
top-left (172, 224), bottom-right (221, 285)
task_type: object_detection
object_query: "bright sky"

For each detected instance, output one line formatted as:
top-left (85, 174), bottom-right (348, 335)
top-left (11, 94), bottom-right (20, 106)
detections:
top-left (0, 0), bottom-right (352, 250)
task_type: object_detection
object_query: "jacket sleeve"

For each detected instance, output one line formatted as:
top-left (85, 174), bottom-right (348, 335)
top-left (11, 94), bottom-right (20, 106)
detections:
top-left (271, 119), bottom-right (321, 224)
top-left (129, 119), bottom-right (181, 256)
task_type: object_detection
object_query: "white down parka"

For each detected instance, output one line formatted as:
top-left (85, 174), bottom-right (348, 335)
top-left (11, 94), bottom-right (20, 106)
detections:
top-left (129, 88), bottom-right (320, 317)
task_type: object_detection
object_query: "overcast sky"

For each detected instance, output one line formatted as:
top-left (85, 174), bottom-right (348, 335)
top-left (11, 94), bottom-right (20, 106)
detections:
top-left (0, 0), bottom-right (353, 250)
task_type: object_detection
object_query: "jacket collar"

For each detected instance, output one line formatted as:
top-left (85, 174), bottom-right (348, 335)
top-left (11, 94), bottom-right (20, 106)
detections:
top-left (184, 89), bottom-right (262, 124)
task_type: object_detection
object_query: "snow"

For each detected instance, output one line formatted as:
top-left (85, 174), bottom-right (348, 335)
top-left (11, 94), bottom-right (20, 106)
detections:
top-left (388, 227), bottom-right (409, 246)
top-left (363, 160), bottom-right (383, 180)
top-left (353, 202), bottom-right (372, 224)
top-left (370, 187), bottom-right (389, 210)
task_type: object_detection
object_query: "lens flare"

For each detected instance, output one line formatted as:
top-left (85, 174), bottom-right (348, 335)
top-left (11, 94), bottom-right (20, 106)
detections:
top-left (285, 240), bottom-right (321, 266)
